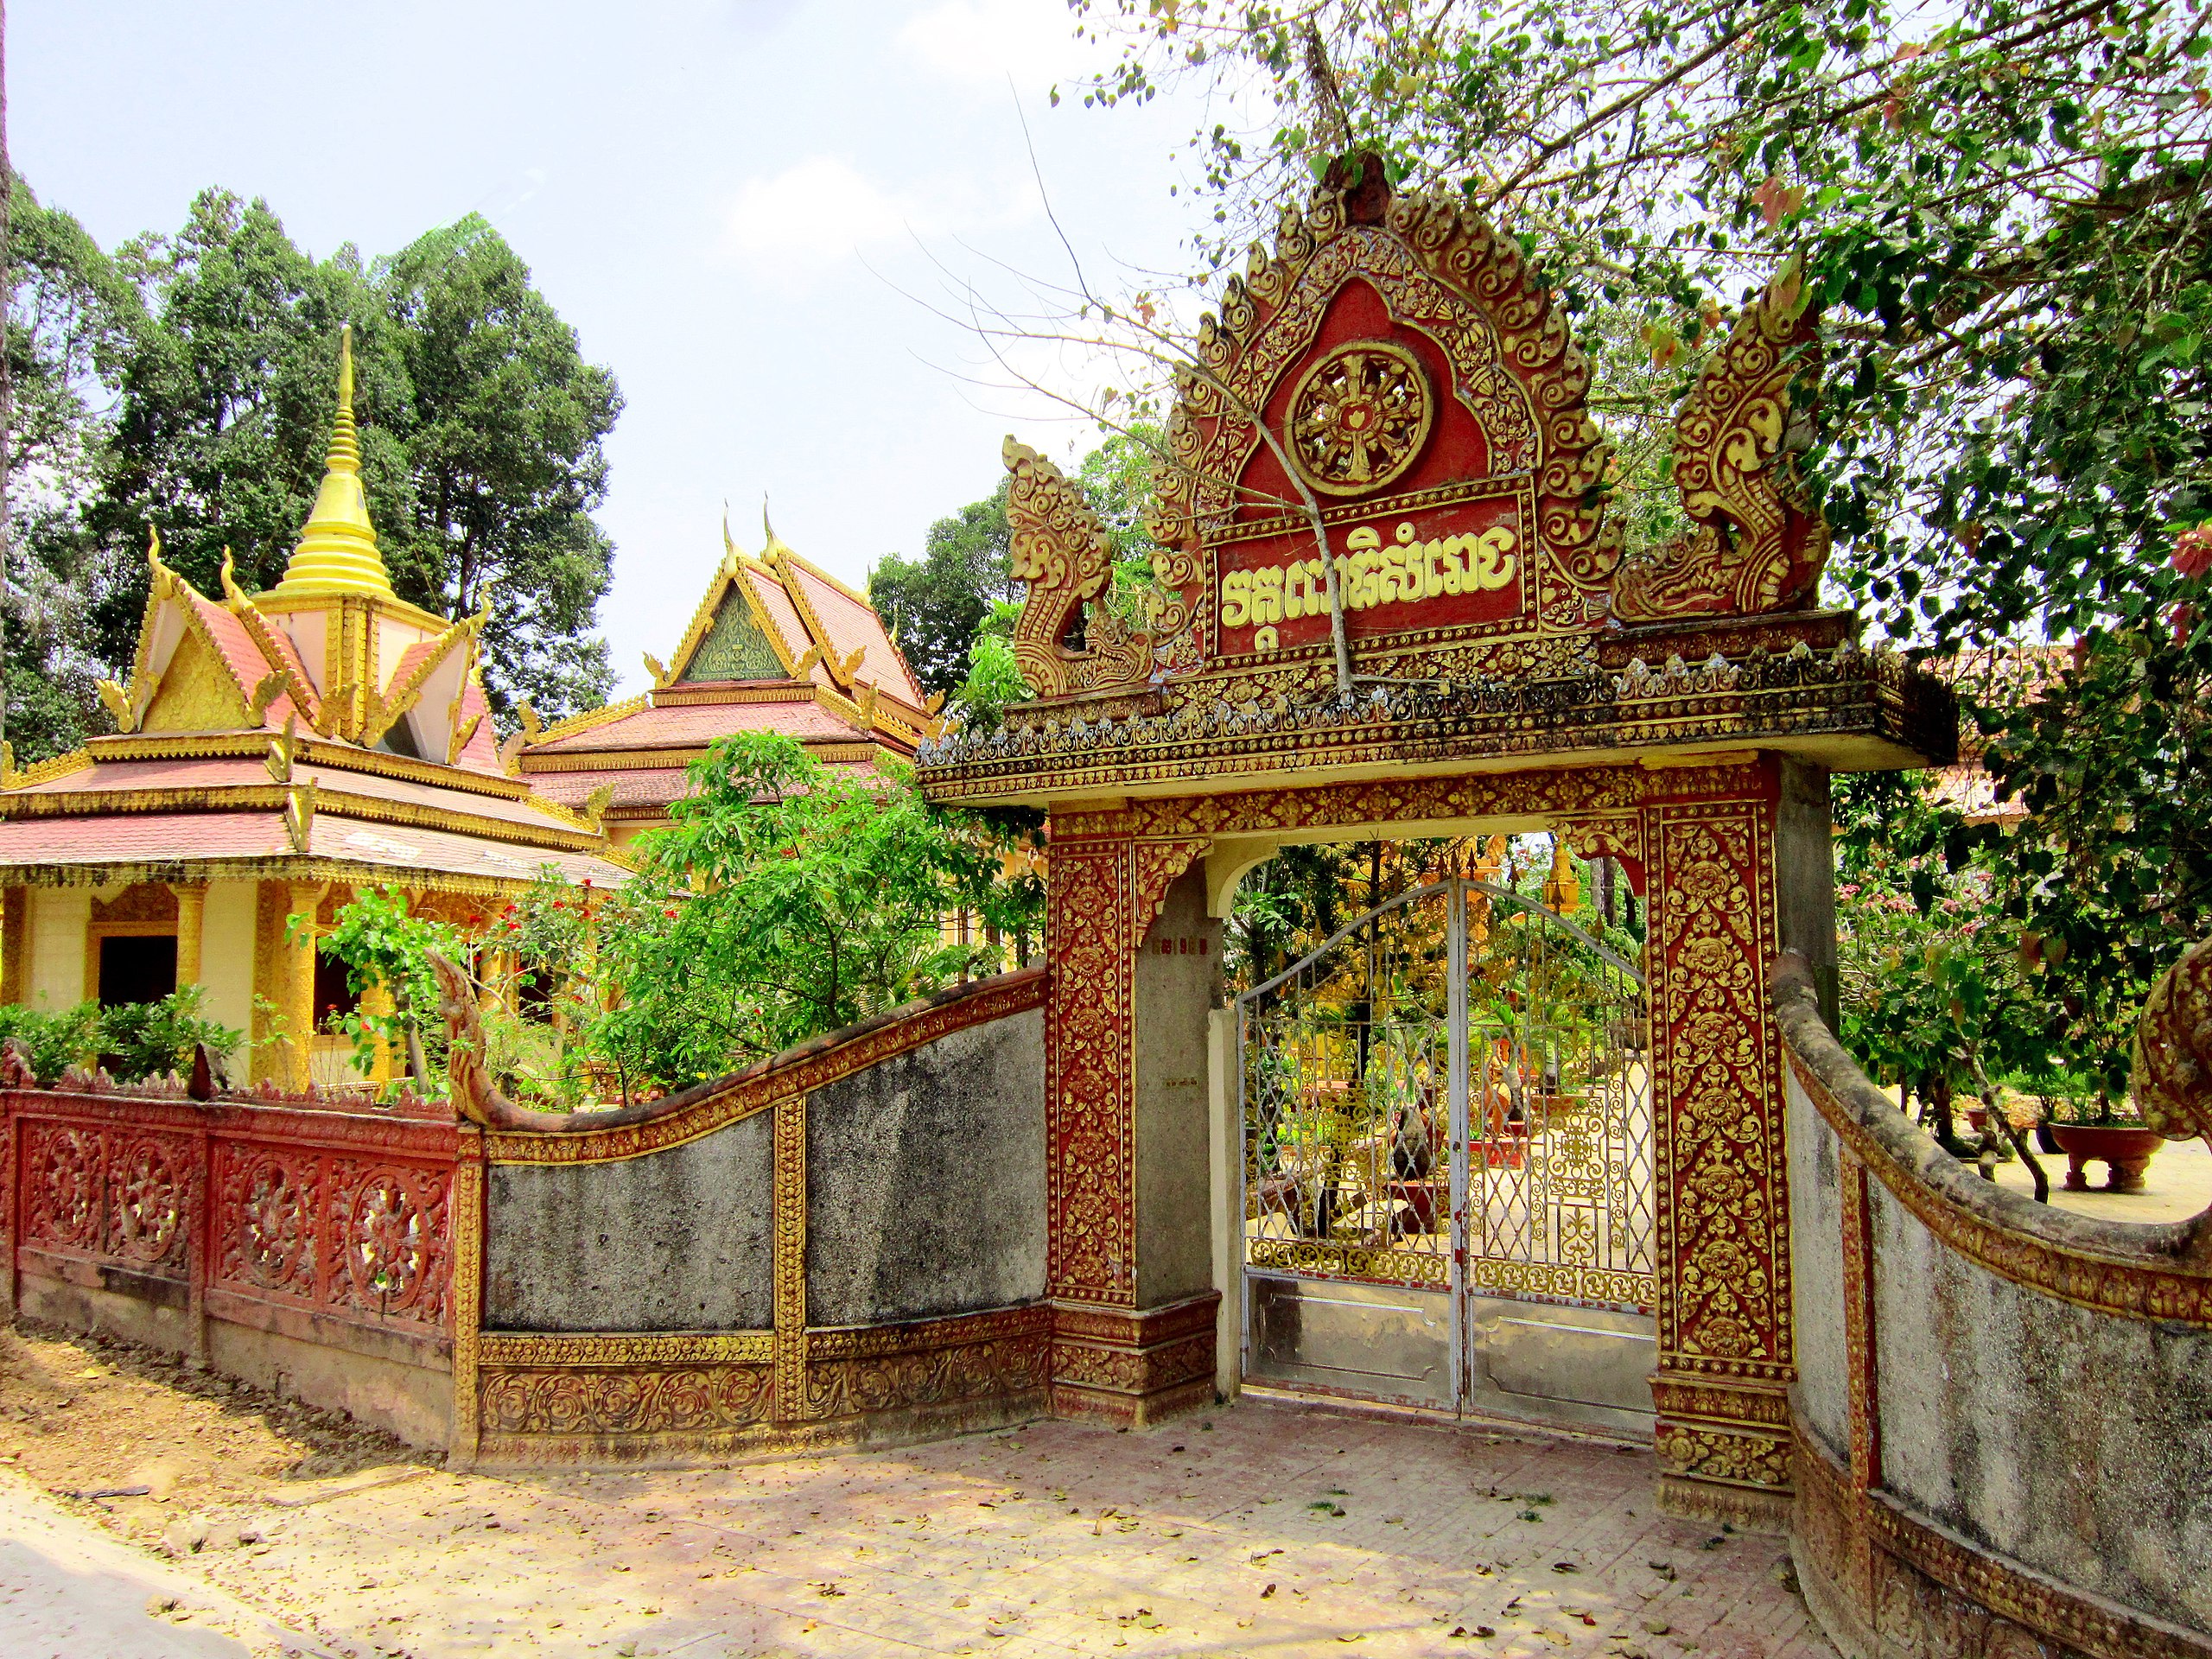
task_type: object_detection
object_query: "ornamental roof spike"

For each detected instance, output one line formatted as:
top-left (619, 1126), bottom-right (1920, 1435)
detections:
top-left (270, 325), bottom-right (397, 601)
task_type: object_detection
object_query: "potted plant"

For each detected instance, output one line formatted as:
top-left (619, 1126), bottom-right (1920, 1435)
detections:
top-left (2044, 1095), bottom-right (2166, 1192)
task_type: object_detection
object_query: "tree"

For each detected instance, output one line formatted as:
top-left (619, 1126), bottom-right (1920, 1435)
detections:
top-left (594, 733), bottom-right (1038, 1087)
top-left (72, 193), bottom-right (620, 722)
top-left (1073, 0), bottom-right (2212, 1054)
top-left (870, 477), bottom-right (1016, 698)
top-left (2, 178), bottom-right (130, 762)
top-left (373, 215), bottom-right (622, 720)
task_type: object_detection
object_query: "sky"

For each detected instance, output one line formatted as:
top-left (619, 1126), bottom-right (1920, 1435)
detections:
top-left (17, 0), bottom-right (1227, 698)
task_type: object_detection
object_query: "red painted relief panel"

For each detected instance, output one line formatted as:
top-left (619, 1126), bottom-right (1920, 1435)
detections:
top-left (21, 1120), bottom-right (194, 1275)
top-left (1647, 800), bottom-right (1791, 1384)
top-left (1046, 842), bottom-right (1136, 1305)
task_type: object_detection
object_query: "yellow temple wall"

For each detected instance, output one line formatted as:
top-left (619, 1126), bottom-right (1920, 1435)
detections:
top-left (201, 880), bottom-right (259, 1066)
top-left (1, 887), bottom-right (24, 1006)
top-left (25, 888), bottom-right (90, 1010)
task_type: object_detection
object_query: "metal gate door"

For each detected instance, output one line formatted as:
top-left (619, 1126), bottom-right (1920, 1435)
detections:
top-left (1237, 874), bottom-right (1656, 1431)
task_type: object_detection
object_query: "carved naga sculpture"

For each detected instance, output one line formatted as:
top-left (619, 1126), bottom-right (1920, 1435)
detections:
top-left (2134, 937), bottom-right (2212, 1145)
top-left (429, 950), bottom-right (522, 1128)
top-left (1001, 437), bottom-right (1153, 702)
top-left (1612, 275), bottom-right (1831, 622)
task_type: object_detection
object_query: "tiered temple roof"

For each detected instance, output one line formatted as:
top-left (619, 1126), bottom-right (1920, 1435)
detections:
top-left (0, 329), bottom-right (625, 893)
top-left (515, 517), bottom-right (936, 842)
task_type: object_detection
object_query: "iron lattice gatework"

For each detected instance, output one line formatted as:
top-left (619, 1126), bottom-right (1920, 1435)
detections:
top-left (1238, 878), bottom-right (1652, 1321)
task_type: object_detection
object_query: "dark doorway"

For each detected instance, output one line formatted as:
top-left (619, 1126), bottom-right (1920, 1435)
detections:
top-left (98, 934), bottom-right (177, 1007)
top-left (314, 949), bottom-right (360, 1033)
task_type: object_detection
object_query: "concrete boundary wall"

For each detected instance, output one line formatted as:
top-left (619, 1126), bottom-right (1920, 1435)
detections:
top-left (459, 969), bottom-right (1052, 1469)
top-left (1776, 953), bottom-right (2212, 1659)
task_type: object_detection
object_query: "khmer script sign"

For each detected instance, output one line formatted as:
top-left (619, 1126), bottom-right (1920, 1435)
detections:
top-left (1211, 482), bottom-right (1532, 659)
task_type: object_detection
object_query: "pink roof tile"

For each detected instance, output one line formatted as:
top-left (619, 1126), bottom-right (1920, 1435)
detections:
top-left (185, 594), bottom-right (301, 728)
top-left (0, 811), bottom-right (295, 863)
top-left (529, 698), bottom-right (862, 754)
top-left (742, 567), bottom-right (823, 686)
top-left (451, 679), bottom-right (503, 772)
top-left (19, 757), bottom-right (273, 795)
top-left (784, 562), bottom-right (927, 708)
top-left (530, 767), bottom-right (697, 810)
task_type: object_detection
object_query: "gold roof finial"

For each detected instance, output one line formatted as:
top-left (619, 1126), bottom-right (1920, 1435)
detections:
top-left (271, 326), bottom-right (397, 601)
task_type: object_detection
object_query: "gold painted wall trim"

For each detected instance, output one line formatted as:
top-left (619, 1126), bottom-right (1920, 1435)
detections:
top-left (448, 1128), bottom-right (485, 1468)
top-left (476, 1331), bottom-right (775, 1367)
top-left (4, 855), bottom-right (588, 899)
top-left (45, 731), bottom-right (541, 804)
top-left (482, 967), bottom-right (1048, 1166)
top-left (772, 1093), bottom-right (807, 1421)
top-left (1777, 954), bottom-right (2212, 1326)
top-left (0, 784), bottom-right (614, 857)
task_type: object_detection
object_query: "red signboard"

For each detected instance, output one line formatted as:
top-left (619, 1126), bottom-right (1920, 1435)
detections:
top-left (1212, 489), bottom-right (1529, 658)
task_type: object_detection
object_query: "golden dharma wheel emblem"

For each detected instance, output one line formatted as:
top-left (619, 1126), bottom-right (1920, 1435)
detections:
top-left (1286, 339), bottom-right (1434, 496)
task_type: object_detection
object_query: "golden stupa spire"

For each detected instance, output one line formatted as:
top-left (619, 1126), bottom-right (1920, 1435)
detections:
top-left (270, 326), bottom-right (396, 600)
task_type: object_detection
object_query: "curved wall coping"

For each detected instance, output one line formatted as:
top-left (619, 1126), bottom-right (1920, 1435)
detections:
top-left (480, 966), bottom-right (1049, 1166)
top-left (1773, 950), bottom-right (2212, 1325)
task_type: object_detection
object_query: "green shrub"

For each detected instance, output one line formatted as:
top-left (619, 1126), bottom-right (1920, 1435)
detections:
top-left (0, 989), bottom-right (241, 1085)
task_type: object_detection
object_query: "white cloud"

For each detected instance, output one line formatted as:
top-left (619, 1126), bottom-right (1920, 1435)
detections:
top-left (897, 0), bottom-right (1093, 88)
top-left (718, 154), bottom-right (1040, 281)
top-left (718, 156), bottom-right (943, 273)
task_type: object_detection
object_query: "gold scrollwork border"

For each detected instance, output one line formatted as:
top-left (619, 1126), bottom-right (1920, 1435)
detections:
top-left (1778, 970), bottom-right (2212, 1329)
top-left (485, 969), bottom-right (1046, 1166)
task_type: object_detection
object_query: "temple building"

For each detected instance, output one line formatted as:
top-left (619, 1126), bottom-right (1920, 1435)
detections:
top-left (0, 331), bottom-right (626, 1087)
top-left (512, 519), bottom-right (935, 842)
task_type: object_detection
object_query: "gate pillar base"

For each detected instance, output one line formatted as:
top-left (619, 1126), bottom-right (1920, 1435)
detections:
top-left (1651, 1376), bottom-right (1794, 1534)
top-left (1657, 1474), bottom-right (1792, 1535)
top-left (1049, 1294), bottom-right (1219, 1427)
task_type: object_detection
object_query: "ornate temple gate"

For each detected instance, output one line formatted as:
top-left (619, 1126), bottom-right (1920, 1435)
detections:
top-left (914, 157), bottom-right (1955, 1529)
top-left (1237, 874), bottom-right (1654, 1428)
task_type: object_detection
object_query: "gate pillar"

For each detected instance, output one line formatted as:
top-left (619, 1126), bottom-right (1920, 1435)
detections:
top-left (1643, 757), bottom-right (1835, 1529)
top-left (1042, 810), bottom-right (1220, 1425)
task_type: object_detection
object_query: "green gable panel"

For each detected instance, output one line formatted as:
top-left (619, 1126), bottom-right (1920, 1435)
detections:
top-left (683, 588), bottom-right (787, 682)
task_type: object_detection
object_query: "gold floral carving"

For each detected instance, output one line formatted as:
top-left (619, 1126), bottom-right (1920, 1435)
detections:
top-left (1044, 843), bottom-right (1136, 1304)
top-left (1614, 276), bottom-right (1830, 620)
top-left (804, 1311), bottom-right (1051, 1421)
top-left (1649, 804), bottom-right (1789, 1382)
top-left (1133, 839), bottom-right (1210, 938)
top-left (772, 1093), bottom-right (807, 1421)
top-left (1656, 1421), bottom-right (1791, 1488)
top-left (478, 1331), bottom-right (773, 1367)
top-left (1796, 1423), bottom-right (2212, 1659)
top-left (2133, 935), bottom-right (2212, 1143)
top-left (1003, 438), bottom-right (1154, 700)
top-left (1052, 762), bottom-right (1760, 845)
top-left (480, 1363), bottom-right (774, 1438)
top-left (1154, 183), bottom-right (1620, 611)
top-left (1840, 1157), bottom-right (1882, 1491)
top-left (448, 1129), bottom-right (485, 1468)
top-left (1287, 340), bottom-right (1434, 495)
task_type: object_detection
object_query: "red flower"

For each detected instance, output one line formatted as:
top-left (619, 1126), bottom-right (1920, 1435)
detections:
top-left (664, 907), bottom-right (678, 919)
top-left (2175, 526), bottom-right (2212, 580)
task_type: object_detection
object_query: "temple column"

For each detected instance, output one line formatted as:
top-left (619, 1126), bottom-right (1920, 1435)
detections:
top-left (1041, 811), bottom-right (1220, 1425)
top-left (1641, 755), bottom-right (1834, 1529)
top-left (168, 882), bottom-right (207, 989)
top-left (285, 880), bottom-right (326, 1090)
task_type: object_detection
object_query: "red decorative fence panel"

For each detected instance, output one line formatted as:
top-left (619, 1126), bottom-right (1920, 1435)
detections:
top-left (1, 1083), bottom-right (459, 1365)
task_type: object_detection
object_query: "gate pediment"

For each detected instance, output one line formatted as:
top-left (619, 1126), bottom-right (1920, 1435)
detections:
top-left (918, 157), bottom-right (1955, 808)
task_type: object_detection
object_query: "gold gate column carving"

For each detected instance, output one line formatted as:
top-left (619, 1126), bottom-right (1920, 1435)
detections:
top-left (1044, 813), bottom-right (1220, 1425)
top-left (1643, 772), bottom-right (1796, 1526)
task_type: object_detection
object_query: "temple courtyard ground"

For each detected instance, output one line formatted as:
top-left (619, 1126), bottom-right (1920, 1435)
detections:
top-left (0, 1322), bottom-right (1825, 1659)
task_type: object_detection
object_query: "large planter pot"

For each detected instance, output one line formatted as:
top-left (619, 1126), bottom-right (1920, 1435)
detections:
top-left (2049, 1124), bottom-right (2165, 1193)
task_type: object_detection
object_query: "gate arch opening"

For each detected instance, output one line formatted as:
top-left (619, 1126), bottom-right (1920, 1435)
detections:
top-left (1231, 855), bottom-right (1657, 1434)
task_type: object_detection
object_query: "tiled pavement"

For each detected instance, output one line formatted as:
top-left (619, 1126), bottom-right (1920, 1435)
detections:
top-left (32, 1397), bottom-right (1831, 1658)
